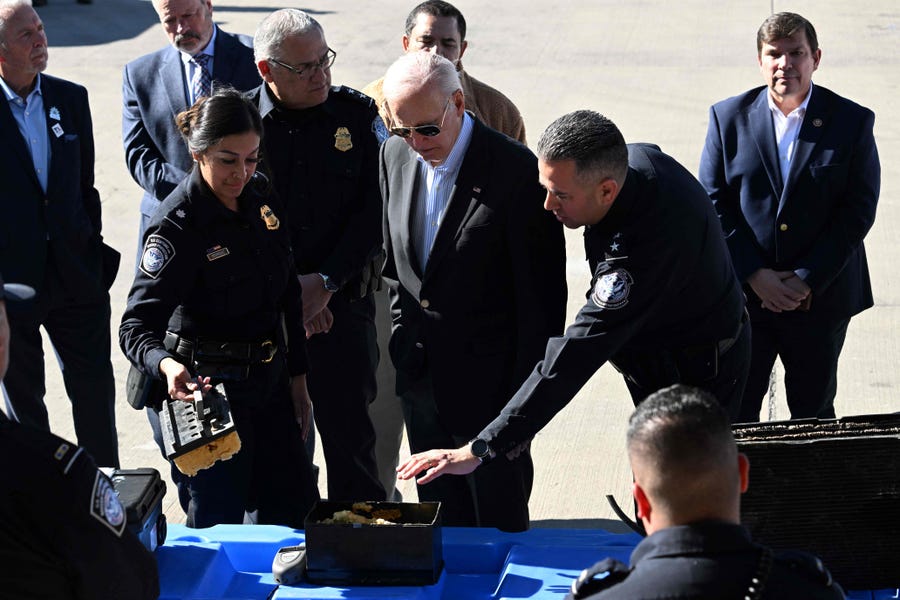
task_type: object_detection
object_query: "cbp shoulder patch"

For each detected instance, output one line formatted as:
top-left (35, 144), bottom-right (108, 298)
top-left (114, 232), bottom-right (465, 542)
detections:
top-left (372, 116), bottom-right (390, 144)
top-left (90, 471), bottom-right (126, 537)
top-left (591, 268), bottom-right (633, 310)
top-left (140, 234), bottom-right (176, 279)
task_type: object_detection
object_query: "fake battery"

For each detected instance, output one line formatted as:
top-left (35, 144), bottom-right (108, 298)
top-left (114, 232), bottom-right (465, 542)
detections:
top-left (111, 468), bottom-right (167, 552)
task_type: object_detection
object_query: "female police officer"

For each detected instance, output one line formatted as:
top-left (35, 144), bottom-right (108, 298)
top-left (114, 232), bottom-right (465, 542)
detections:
top-left (120, 88), bottom-right (319, 528)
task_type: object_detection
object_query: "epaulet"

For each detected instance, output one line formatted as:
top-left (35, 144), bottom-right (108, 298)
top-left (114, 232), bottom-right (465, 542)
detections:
top-left (333, 85), bottom-right (376, 108)
top-left (567, 558), bottom-right (631, 599)
top-left (774, 550), bottom-right (837, 589)
top-left (26, 428), bottom-right (88, 477)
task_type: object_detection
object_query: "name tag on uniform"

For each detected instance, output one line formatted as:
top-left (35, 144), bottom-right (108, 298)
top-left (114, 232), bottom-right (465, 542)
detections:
top-left (206, 245), bottom-right (230, 261)
top-left (51, 123), bottom-right (64, 138)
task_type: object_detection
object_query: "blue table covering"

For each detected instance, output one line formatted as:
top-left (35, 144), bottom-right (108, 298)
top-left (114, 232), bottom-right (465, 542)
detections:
top-left (157, 524), bottom-right (897, 599)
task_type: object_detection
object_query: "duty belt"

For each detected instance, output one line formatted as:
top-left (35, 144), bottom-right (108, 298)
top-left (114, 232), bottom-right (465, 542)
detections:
top-left (165, 332), bottom-right (278, 365)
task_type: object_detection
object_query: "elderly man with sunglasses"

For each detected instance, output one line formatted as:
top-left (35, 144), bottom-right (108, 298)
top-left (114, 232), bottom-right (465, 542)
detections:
top-left (245, 9), bottom-right (387, 503)
top-left (379, 52), bottom-right (566, 532)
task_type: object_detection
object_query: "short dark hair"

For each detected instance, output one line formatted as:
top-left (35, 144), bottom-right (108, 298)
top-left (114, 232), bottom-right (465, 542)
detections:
top-left (757, 12), bottom-right (819, 54)
top-left (536, 110), bottom-right (629, 186)
top-left (405, 0), bottom-right (466, 42)
top-left (627, 384), bottom-right (736, 475)
top-left (175, 87), bottom-right (262, 155)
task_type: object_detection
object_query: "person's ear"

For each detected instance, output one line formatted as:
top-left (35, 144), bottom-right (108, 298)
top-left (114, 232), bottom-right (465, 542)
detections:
top-left (457, 39), bottom-right (468, 62)
top-left (257, 59), bottom-right (273, 82)
top-left (596, 177), bottom-right (620, 207)
top-left (738, 452), bottom-right (750, 494)
top-left (401, 35), bottom-right (411, 53)
top-left (632, 481), bottom-right (651, 521)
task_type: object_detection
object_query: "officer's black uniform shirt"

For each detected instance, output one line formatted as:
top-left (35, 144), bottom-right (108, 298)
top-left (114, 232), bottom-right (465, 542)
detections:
top-left (480, 144), bottom-right (744, 456)
top-left (0, 410), bottom-right (159, 599)
top-left (120, 166), bottom-right (307, 378)
top-left (569, 521), bottom-right (845, 599)
top-left (249, 84), bottom-right (383, 294)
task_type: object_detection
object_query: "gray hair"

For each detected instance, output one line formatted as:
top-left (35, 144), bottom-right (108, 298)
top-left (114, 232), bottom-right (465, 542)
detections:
top-left (0, 0), bottom-right (31, 45)
top-left (254, 8), bottom-right (323, 64)
top-left (382, 52), bottom-right (461, 105)
top-left (537, 110), bottom-right (628, 186)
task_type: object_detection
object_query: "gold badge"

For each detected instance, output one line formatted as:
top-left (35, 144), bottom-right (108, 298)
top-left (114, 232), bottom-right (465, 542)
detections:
top-left (260, 205), bottom-right (280, 230)
top-left (334, 126), bottom-right (352, 152)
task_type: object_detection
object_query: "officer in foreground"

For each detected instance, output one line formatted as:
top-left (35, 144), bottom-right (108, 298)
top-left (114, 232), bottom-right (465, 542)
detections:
top-left (567, 385), bottom-right (845, 599)
top-left (398, 110), bottom-right (749, 488)
top-left (0, 273), bottom-right (159, 599)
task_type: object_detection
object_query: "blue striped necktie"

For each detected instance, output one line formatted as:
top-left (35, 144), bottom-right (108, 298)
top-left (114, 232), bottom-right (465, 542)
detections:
top-left (191, 54), bottom-right (212, 103)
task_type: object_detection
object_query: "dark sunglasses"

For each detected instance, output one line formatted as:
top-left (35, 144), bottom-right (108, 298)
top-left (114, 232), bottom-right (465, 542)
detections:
top-left (389, 96), bottom-right (453, 138)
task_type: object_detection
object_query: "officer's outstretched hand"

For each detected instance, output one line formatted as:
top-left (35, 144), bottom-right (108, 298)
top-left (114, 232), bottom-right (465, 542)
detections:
top-left (290, 374), bottom-right (313, 441)
top-left (159, 357), bottom-right (211, 401)
top-left (397, 447), bottom-right (480, 485)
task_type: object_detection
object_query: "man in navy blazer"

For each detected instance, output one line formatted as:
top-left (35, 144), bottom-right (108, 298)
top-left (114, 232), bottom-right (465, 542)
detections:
top-left (0, 1), bottom-right (119, 467)
top-left (122, 0), bottom-right (260, 252)
top-left (700, 12), bottom-right (880, 421)
top-left (379, 52), bottom-right (566, 531)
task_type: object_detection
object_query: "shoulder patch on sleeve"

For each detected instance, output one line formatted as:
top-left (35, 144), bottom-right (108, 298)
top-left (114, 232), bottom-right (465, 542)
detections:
top-left (372, 115), bottom-right (390, 144)
top-left (569, 558), bottom-right (630, 599)
top-left (90, 471), bottom-right (126, 537)
top-left (140, 234), bottom-right (176, 279)
top-left (591, 268), bottom-right (634, 310)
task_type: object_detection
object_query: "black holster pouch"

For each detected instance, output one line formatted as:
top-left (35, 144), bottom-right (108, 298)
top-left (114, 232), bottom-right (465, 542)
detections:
top-left (125, 332), bottom-right (183, 411)
top-left (125, 365), bottom-right (166, 411)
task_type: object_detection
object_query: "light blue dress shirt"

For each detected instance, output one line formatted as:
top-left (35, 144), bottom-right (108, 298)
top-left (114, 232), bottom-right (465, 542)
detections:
top-left (412, 112), bottom-right (475, 270)
top-left (1, 73), bottom-right (49, 193)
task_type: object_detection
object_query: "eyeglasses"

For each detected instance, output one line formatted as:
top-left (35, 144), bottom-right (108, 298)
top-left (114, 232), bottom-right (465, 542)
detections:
top-left (268, 48), bottom-right (336, 79)
top-left (389, 96), bottom-right (453, 138)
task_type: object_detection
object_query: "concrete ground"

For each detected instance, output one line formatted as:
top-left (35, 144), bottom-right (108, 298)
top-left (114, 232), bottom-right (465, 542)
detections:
top-left (30, 0), bottom-right (899, 530)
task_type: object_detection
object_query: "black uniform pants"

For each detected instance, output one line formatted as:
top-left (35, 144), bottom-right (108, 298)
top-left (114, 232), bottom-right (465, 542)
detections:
top-left (306, 293), bottom-right (384, 501)
top-left (620, 313), bottom-right (751, 422)
top-left (739, 304), bottom-right (850, 422)
top-left (147, 356), bottom-right (319, 528)
top-left (401, 373), bottom-right (533, 533)
top-left (3, 279), bottom-right (118, 468)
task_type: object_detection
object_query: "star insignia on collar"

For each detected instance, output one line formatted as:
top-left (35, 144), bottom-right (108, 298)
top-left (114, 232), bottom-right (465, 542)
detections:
top-left (175, 209), bottom-right (186, 219)
top-left (610, 241), bottom-right (620, 252)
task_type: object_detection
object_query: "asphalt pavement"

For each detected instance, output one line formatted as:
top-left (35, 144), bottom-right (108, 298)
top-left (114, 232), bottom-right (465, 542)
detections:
top-left (31, 0), bottom-right (899, 529)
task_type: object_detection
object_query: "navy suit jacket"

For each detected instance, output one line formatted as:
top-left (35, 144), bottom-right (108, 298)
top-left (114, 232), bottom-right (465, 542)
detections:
top-left (700, 85), bottom-right (880, 319)
top-left (379, 117), bottom-right (567, 437)
top-left (122, 26), bottom-right (260, 219)
top-left (0, 74), bottom-right (106, 301)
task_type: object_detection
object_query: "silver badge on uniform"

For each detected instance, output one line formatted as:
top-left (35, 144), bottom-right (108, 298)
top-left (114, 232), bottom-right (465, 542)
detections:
top-left (140, 234), bottom-right (176, 278)
top-left (591, 268), bottom-right (633, 310)
top-left (90, 472), bottom-right (126, 537)
top-left (49, 106), bottom-right (60, 120)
